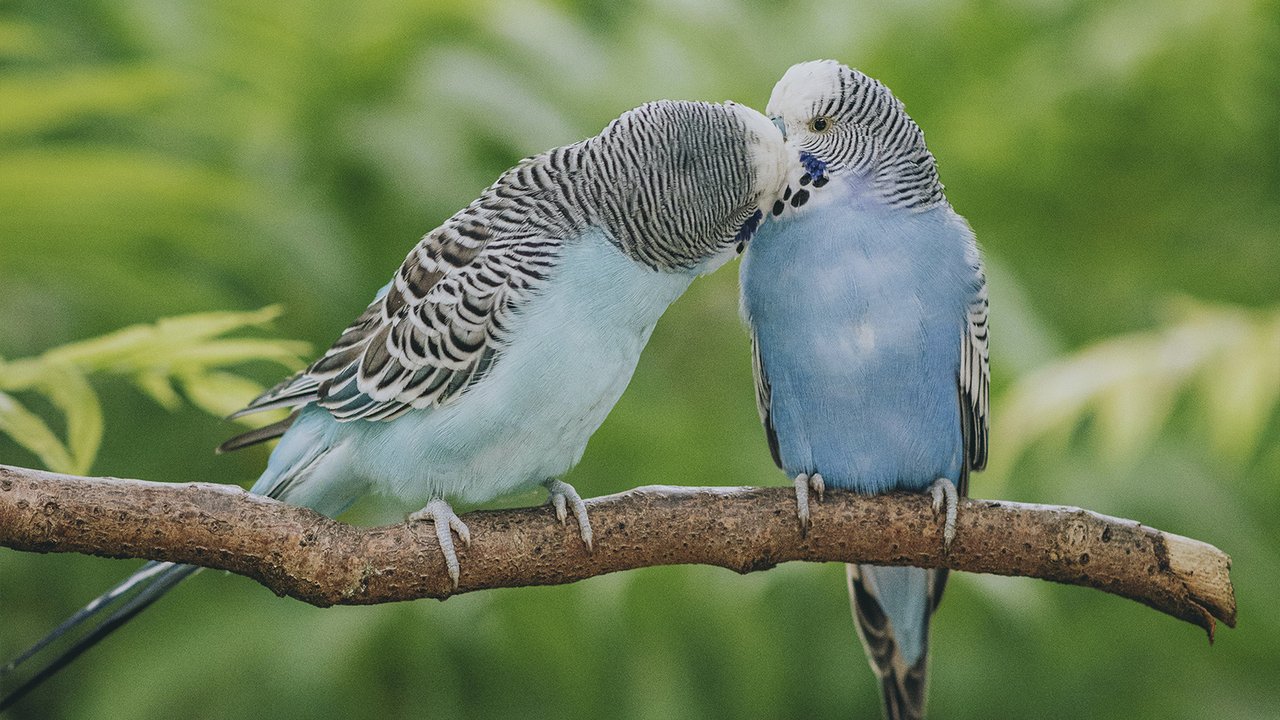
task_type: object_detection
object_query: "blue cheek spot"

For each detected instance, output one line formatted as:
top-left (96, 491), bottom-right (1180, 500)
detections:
top-left (733, 208), bottom-right (765, 251)
top-left (798, 151), bottom-right (829, 184)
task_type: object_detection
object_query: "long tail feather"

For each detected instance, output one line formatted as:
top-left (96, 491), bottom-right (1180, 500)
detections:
top-left (4, 406), bottom-right (341, 708)
top-left (851, 460), bottom-right (970, 719)
top-left (0, 562), bottom-right (199, 711)
top-left (217, 410), bottom-right (300, 454)
top-left (847, 563), bottom-right (942, 720)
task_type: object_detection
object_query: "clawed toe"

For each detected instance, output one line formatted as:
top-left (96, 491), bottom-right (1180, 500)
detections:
top-left (929, 477), bottom-right (959, 551)
top-left (545, 479), bottom-right (593, 551)
top-left (810, 473), bottom-right (825, 502)
top-left (410, 498), bottom-right (471, 588)
top-left (793, 473), bottom-right (824, 532)
top-left (551, 492), bottom-right (569, 524)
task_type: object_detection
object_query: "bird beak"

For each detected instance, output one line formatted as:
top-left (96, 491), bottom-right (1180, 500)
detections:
top-left (771, 116), bottom-right (787, 140)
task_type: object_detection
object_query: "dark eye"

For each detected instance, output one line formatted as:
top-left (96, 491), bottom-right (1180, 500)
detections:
top-left (809, 116), bottom-right (831, 132)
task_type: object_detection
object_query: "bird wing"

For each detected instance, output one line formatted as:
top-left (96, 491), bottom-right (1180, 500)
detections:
top-left (959, 278), bottom-right (990, 474)
top-left (230, 165), bottom-right (567, 426)
top-left (927, 273), bottom-right (990, 602)
top-left (749, 328), bottom-right (783, 468)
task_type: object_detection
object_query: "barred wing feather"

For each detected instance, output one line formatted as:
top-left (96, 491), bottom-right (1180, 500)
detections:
top-left (233, 158), bottom-right (568, 424)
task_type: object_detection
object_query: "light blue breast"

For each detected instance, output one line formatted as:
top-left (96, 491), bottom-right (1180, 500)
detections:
top-left (254, 228), bottom-right (713, 516)
top-left (741, 179), bottom-right (976, 494)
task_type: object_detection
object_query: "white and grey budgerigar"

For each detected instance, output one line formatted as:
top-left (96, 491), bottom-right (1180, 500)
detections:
top-left (740, 61), bottom-right (989, 719)
top-left (1, 99), bottom-right (788, 708)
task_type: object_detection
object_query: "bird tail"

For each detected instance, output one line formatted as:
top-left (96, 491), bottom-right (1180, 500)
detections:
top-left (0, 561), bottom-right (200, 711)
top-left (1, 408), bottom-right (347, 709)
top-left (847, 563), bottom-right (948, 720)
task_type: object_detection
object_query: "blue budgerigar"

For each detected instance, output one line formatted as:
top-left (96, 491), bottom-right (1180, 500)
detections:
top-left (2, 99), bottom-right (788, 708)
top-left (740, 61), bottom-right (989, 720)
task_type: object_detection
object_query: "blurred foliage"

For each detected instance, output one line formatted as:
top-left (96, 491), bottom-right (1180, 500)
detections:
top-left (0, 307), bottom-right (304, 474)
top-left (990, 299), bottom-right (1280, 490)
top-left (1, 0), bottom-right (1277, 719)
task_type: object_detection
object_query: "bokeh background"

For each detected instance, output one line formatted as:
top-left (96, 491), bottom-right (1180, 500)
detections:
top-left (2, 0), bottom-right (1278, 718)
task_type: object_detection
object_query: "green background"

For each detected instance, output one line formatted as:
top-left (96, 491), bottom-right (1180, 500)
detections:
top-left (2, 0), bottom-right (1277, 718)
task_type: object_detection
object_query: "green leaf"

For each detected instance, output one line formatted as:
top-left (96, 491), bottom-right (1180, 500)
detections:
top-left (0, 390), bottom-right (75, 473)
top-left (1092, 370), bottom-right (1179, 460)
top-left (1196, 310), bottom-right (1280, 460)
top-left (43, 306), bottom-right (290, 371)
top-left (150, 306), bottom-right (289, 344)
top-left (133, 371), bottom-right (182, 411)
top-left (0, 306), bottom-right (307, 472)
top-left (994, 297), bottom-right (1280, 476)
top-left (178, 370), bottom-right (272, 422)
top-left (167, 338), bottom-right (310, 369)
top-left (33, 363), bottom-right (104, 475)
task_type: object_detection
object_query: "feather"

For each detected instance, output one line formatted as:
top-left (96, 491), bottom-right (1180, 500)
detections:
top-left (744, 60), bottom-right (992, 720)
top-left (749, 329), bottom-right (783, 468)
top-left (216, 410), bottom-right (300, 453)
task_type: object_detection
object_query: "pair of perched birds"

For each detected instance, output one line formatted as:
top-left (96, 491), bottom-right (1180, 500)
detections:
top-left (3, 59), bottom-right (988, 719)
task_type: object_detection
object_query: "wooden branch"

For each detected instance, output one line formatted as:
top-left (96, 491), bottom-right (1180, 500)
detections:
top-left (0, 464), bottom-right (1235, 638)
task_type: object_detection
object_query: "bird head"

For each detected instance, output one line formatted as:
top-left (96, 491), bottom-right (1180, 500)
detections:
top-left (724, 99), bottom-right (790, 208)
top-left (765, 60), bottom-right (945, 211)
top-left (586, 99), bottom-right (789, 272)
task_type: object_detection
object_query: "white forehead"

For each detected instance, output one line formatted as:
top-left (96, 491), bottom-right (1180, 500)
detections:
top-left (765, 60), bottom-right (845, 119)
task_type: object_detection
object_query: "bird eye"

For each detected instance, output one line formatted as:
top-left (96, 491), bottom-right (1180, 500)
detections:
top-left (808, 116), bottom-right (832, 133)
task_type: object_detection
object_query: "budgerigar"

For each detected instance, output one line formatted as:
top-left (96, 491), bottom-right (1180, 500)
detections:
top-left (740, 61), bottom-right (989, 720)
top-left (1, 99), bottom-right (788, 708)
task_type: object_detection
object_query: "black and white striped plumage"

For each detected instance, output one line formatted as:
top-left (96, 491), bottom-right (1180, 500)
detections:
top-left (2, 99), bottom-right (789, 710)
top-left (234, 100), bottom-right (783, 426)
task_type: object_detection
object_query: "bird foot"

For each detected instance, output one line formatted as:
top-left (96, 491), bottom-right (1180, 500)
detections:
top-left (929, 477), bottom-right (959, 552)
top-left (793, 472), bottom-right (825, 532)
top-left (409, 498), bottom-right (472, 588)
top-left (545, 479), bottom-right (593, 551)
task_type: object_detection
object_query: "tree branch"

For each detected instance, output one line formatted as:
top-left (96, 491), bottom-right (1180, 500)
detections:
top-left (0, 464), bottom-right (1235, 638)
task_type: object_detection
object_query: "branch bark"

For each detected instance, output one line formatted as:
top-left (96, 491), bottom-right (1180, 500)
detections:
top-left (0, 464), bottom-right (1235, 638)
